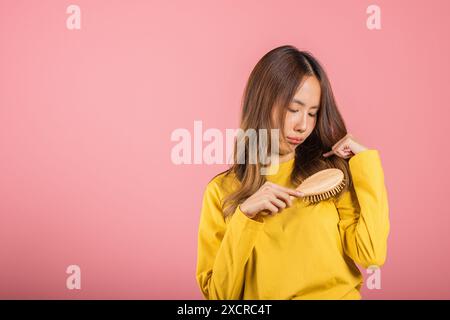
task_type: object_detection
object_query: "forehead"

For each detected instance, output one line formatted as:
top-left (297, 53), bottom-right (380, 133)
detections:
top-left (292, 76), bottom-right (321, 105)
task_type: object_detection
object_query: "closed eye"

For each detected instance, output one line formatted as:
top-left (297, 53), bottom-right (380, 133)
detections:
top-left (288, 108), bottom-right (317, 117)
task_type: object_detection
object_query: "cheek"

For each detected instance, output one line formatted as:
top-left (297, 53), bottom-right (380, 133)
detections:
top-left (307, 117), bottom-right (317, 132)
top-left (284, 113), bottom-right (296, 129)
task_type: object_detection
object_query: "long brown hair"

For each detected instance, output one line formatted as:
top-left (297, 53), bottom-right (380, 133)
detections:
top-left (219, 45), bottom-right (353, 218)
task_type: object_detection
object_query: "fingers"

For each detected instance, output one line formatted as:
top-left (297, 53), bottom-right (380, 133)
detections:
top-left (336, 146), bottom-right (354, 158)
top-left (258, 182), bottom-right (303, 216)
top-left (259, 191), bottom-right (287, 215)
top-left (331, 137), bottom-right (345, 153)
top-left (334, 148), bottom-right (346, 158)
top-left (270, 198), bottom-right (287, 213)
top-left (324, 147), bottom-right (351, 159)
top-left (322, 150), bottom-right (334, 157)
top-left (340, 148), bottom-right (353, 159)
top-left (323, 133), bottom-right (355, 159)
top-left (266, 181), bottom-right (303, 197)
top-left (269, 188), bottom-right (293, 207)
top-left (324, 141), bottom-right (346, 158)
top-left (261, 200), bottom-right (279, 216)
top-left (263, 182), bottom-right (304, 208)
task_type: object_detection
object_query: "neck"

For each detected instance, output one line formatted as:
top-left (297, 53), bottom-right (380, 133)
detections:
top-left (278, 152), bottom-right (295, 163)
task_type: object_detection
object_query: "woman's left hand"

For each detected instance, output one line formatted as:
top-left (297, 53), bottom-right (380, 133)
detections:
top-left (322, 133), bottom-right (368, 159)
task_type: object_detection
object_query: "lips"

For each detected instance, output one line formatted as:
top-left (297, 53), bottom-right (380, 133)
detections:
top-left (287, 137), bottom-right (304, 144)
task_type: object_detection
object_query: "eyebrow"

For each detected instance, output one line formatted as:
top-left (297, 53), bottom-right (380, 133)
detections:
top-left (293, 99), bottom-right (319, 109)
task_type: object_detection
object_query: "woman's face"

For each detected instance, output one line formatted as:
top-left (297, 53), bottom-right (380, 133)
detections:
top-left (273, 76), bottom-right (321, 156)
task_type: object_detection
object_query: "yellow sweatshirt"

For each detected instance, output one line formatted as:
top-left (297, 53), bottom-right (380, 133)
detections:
top-left (196, 149), bottom-right (390, 300)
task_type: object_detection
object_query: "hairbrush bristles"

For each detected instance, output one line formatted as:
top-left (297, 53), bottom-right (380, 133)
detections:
top-left (296, 168), bottom-right (346, 204)
top-left (302, 179), bottom-right (346, 204)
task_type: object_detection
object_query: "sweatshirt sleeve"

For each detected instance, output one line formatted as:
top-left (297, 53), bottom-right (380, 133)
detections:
top-left (334, 149), bottom-right (390, 269)
top-left (195, 177), bottom-right (265, 300)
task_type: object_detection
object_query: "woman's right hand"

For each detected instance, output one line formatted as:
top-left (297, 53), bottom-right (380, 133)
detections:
top-left (239, 181), bottom-right (304, 219)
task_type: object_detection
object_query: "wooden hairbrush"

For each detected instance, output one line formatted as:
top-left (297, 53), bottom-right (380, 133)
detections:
top-left (295, 168), bottom-right (346, 204)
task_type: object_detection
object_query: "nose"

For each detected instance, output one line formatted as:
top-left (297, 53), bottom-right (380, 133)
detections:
top-left (294, 113), bottom-right (308, 133)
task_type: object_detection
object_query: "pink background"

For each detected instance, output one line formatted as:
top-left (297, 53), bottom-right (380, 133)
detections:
top-left (1, 0), bottom-right (449, 299)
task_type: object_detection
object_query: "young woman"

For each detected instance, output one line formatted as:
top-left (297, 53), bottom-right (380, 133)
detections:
top-left (195, 45), bottom-right (390, 300)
